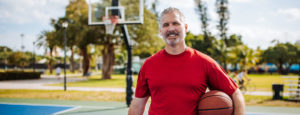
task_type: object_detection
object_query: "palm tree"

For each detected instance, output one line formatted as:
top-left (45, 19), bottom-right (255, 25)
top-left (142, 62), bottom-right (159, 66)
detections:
top-left (36, 30), bottom-right (57, 74)
top-left (211, 39), bottom-right (231, 70)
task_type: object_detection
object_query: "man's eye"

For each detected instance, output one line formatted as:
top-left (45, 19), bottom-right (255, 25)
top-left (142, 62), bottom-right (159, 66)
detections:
top-left (173, 22), bottom-right (179, 25)
top-left (163, 23), bottom-right (169, 27)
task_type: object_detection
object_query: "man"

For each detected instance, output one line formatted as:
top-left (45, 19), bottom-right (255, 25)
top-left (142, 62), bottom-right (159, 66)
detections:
top-left (128, 7), bottom-right (245, 115)
top-left (56, 66), bottom-right (61, 79)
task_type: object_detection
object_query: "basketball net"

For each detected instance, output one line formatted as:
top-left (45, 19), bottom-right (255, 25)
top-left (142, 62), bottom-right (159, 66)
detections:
top-left (103, 15), bottom-right (119, 35)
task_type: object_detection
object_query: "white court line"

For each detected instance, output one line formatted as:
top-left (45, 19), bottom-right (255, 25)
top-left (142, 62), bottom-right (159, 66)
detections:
top-left (53, 106), bottom-right (81, 115)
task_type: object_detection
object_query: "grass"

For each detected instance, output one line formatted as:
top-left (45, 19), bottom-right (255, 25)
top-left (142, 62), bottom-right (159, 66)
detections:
top-left (47, 74), bottom-right (138, 88)
top-left (244, 95), bottom-right (300, 107)
top-left (0, 89), bottom-right (125, 102)
top-left (49, 73), bottom-right (297, 91)
top-left (247, 73), bottom-right (298, 91)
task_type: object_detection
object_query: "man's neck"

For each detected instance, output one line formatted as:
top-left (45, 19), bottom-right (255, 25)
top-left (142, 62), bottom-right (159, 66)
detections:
top-left (165, 43), bottom-right (187, 55)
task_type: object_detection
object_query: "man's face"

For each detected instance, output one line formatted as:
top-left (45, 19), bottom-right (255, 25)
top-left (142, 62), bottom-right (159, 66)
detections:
top-left (160, 12), bottom-right (187, 46)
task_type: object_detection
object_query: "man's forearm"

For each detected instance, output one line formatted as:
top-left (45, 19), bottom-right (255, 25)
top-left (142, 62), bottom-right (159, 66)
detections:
top-left (232, 89), bottom-right (245, 115)
top-left (128, 97), bottom-right (149, 115)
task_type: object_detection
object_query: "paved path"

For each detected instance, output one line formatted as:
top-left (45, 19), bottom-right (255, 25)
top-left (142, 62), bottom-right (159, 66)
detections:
top-left (0, 74), bottom-right (289, 96)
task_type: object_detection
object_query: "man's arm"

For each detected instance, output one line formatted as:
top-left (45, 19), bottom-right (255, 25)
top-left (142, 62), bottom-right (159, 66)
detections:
top-left (128, 96), bottom-right (149, 115)
top-left (231, 89), bottom-right (245, 115)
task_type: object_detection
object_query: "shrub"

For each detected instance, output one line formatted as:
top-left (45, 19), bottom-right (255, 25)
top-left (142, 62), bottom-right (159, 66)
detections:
top-left (0, 71), bottom-right (41, 80)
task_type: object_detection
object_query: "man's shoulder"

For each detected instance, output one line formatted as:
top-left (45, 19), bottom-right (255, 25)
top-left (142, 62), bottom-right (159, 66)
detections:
top-left (143, 49), bottom-right (165, 64)
top-left (189, 47), bottom-right (216, 63)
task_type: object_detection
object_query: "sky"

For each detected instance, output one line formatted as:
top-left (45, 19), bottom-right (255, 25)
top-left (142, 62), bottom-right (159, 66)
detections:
top-left (0, 0), bottom-right (300, 55)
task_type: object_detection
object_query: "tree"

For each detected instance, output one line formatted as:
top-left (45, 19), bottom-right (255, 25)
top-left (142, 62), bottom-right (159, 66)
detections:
top-left (194, 0), bottom-right (214, 55)
top-left (7, 51), bottom-right (30, 70)
top-left (227, 34), bottom-right (243, 47)
top-left (215, 0), bottom-right (230, 70)
top-left (129, 8), bottom-right (164, 58)
top-left (262, 43), bottom-right (298, 74)
top-left (210, 39), bottom-right (231, 70)
top-left (216, 0), bottom-right (230, 45)
top-left (65, 0), bottom-right (98, 76)
top-left (36, 30), bottom-right (58, 74)
top-left (0, 46), bottom-right (13, 69)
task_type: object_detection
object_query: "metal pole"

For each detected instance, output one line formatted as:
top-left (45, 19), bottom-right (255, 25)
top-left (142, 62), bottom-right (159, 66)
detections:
top-left (64, 27), bottom-right (67, 91)
top-left (33, 42), bottom-right (36, 72)
top-left (4, 47), bottom-right (7, 71)
top-left (121, 24), bottom-right (133, 107)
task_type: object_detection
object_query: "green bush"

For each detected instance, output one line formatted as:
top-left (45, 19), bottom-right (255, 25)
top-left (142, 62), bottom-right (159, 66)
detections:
top-left (0, 71), bottom-right (41, 80)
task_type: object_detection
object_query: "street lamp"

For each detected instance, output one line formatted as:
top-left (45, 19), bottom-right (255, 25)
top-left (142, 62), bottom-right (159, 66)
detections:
top-left (62, 21), bottom-right (68, 91)
top-left (33, 42), bottom-right (36, 72)
top-left (20, 34), bottom-right (25, 71)
top-left (20, 34), bottom-right (25, 52)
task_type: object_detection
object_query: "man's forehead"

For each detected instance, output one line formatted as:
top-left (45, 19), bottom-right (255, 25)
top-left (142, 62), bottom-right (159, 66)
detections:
top-left (161, 12), bottom-right (181, 22)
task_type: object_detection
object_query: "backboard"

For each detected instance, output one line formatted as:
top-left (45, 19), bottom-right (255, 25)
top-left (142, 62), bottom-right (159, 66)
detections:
top-left (88, 0), bottom-right (144, 25)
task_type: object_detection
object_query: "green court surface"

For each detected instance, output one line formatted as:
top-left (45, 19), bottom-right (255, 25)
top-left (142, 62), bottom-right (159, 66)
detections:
top-left (1, 98), bottom-right (300, 115)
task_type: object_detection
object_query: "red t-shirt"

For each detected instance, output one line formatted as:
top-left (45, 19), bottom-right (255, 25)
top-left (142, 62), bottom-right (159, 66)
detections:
top-left (135, 47), bottom-right (237, 115)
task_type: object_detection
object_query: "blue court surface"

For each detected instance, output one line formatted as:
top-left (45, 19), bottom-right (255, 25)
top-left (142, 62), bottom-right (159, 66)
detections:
top-left (0, 104), bottom-right (74, 115)
top-left (0, 103), bottom-right (75, 115)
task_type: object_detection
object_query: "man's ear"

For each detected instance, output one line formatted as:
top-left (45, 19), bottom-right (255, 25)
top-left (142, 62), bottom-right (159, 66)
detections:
top-left (159, 29), bottom-right (163, 36)
top-left (185, 24), bottom-right (188, 32)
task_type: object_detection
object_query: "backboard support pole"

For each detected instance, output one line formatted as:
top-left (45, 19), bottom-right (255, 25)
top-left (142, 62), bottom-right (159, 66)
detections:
top-left (121, 24), bottom-right (134, 107)
top-left (112, 0), bottom-right (133, 107)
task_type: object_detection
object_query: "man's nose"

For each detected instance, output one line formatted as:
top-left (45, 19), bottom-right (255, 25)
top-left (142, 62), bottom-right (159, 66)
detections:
top-left (167, 25), bottom-right (176, 31)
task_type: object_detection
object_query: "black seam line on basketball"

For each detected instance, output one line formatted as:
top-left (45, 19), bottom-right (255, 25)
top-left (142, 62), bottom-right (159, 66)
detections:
top-left (199, 95), bottom-right (231, 102)
top-left (198, 107), bottom-right (232, 111)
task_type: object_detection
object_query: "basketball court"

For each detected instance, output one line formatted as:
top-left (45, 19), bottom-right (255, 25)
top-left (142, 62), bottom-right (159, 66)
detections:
top-left (1, 98), bottom-right (300, 115)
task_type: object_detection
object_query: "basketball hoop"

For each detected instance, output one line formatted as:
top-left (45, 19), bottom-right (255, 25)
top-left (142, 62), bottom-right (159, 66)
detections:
top-left (103, 15), bottom-right (119, 35)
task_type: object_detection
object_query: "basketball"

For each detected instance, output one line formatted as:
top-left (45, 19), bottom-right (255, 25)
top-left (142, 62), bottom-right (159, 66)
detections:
top-left (198, 90), bottom-right (233, 115)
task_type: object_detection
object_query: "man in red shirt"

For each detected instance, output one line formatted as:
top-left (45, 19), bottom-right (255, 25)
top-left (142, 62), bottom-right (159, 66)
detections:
top-left (128, 7), bottom-right (245, 115)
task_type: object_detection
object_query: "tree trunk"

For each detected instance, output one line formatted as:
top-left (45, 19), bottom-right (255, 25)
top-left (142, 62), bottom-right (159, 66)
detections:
top-left (102, 43), bottom-right (115, 79)
top-left (70, 46), bottom-right (75, 73)
top-left (81, 46), bottom-right (90, 76)
top-left (48, 47), bottom-right (53, 74)
top-left (279, 63), bottom-right (283, 74)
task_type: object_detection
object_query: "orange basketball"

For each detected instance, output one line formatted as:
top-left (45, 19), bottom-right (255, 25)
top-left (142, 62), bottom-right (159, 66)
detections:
top-left (198, 90), bottom-right (233, 115)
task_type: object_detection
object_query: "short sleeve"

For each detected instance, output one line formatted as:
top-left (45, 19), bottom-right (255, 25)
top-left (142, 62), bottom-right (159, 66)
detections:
top-left (134, 63), bottom-right (150, 98)
top-left (206, 61), bottom-right (238, 96)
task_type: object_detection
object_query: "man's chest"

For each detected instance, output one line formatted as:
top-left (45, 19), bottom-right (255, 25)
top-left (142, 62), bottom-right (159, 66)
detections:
top-left (144, 60), bottom-right (208, 92)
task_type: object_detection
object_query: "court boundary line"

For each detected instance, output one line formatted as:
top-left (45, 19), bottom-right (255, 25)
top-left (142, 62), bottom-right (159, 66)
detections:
top-left (53, 106), bottom-right (81, 115)
top-left (0, 102), bottom-right (123, 109)
top-left (0, 102), bottom-right (74, 107)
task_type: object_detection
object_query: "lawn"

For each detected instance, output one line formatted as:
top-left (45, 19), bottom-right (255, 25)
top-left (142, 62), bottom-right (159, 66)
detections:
top-left (0, 89), bottom-right (125, 102)
top-left (48, 73), bottom-right (298, 92)
top-left (248, 73), bottom-right (298, 91)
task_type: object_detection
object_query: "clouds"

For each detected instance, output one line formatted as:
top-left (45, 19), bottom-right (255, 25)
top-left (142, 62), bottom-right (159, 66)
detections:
top-left (0, 0), bottom-right (68, 25)
top-left (0, 0), bottom-right (68, 54)
top-left (278, 8), bottom-right (300, 21)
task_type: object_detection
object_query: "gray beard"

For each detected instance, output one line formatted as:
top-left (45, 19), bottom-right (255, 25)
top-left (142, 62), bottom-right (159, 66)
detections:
top-left (164, 37), bottom-right (182, 47)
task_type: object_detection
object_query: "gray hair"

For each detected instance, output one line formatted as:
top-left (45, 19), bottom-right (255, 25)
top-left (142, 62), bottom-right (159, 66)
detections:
top-left (159, 7), bottom-right (186, 27)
